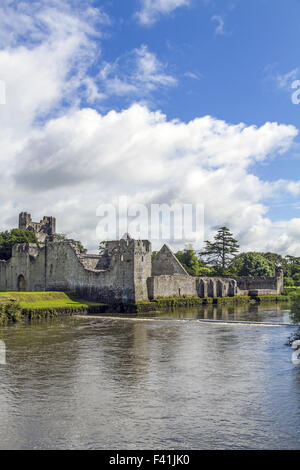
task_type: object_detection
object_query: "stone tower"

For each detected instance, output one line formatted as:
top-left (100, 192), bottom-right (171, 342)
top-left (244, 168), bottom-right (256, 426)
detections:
top-left (19, 212), bottom-right (56, 243)
top-left (99, 236), bottom-right (152, 302)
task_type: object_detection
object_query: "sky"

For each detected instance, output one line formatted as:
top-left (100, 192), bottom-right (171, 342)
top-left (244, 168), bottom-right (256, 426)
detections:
top-left (1, 0), bottom-right (300, 254)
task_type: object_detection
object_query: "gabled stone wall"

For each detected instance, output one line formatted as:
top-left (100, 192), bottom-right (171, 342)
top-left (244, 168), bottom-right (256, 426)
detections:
top-left (152, 244), bottom-right (188, 276)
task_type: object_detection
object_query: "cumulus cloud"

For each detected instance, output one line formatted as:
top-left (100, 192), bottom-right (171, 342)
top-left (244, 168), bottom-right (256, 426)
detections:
top-left (136, 0), bottom-right (190, 25)
top-left (4, 103), bottom-right (300, 253)
top-left (0, 0), bottom-right (108, 167)
top-left (1, 0), bottom-right (300, 256)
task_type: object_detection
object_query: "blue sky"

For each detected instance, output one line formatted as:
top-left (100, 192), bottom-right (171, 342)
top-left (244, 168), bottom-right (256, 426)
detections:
top-left (98, 0), bottom-right (300, 122)
top-left (1, 0), bottom-right (300, 253)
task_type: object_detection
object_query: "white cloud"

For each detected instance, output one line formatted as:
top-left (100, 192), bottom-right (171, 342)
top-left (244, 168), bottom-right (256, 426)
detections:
top-left (3, 103), bottom-right (299, 254)
top-left (136, 0), bottom-right (190, 25)
top-left (184, 71), bottom-right (202, 80)
top-left (0, 0), bottom-right (107, 174)
top-left (98, 45), bottom-right (177, 99)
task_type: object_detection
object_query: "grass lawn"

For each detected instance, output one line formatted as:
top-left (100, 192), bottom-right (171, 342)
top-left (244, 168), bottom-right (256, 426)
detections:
top-left (0, 291), bottom-right (105, 310)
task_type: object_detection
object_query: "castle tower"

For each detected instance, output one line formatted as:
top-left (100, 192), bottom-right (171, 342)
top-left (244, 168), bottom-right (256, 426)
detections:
top-left (19, 212), bottom-right (32, 230)
top-left (102, 236), bottom-right (152, 302)
top-left (18, 212), bottom-right (56, 243)
top-left (133, 239), bottom-right (152, 301)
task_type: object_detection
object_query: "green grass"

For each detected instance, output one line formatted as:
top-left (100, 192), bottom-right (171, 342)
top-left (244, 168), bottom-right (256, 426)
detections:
top-left (0, 291), bottom-right (107, 320)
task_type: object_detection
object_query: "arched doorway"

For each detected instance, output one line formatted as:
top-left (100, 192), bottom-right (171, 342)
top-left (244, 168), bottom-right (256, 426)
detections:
top-left (17, 274), bottom-right (26, 291)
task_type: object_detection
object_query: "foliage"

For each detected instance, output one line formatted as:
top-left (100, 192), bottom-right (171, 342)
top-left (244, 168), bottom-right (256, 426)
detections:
top-left (230, 252), bottom-right (273, 277)
top-left (175, 246), bottom-right (202, 276)
top-left (198, 266), bottom-right (213, 276)
top-left (284, 277), bottom-right (294, 286)
top-left (199, 226), bottom-right (239, 273)
top-left (0, 229), bottom-right (38, 261)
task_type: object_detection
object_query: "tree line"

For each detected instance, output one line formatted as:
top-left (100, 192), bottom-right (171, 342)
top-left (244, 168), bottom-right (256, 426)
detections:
top-left (171, 226), bottom-right (300, 286)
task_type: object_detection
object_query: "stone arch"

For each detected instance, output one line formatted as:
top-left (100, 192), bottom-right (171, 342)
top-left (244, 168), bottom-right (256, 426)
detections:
top-left (198, 279), bottom-right (204, 297)
top-left (17, 274), bottom-right (26, 291)
top-left (207, 279), bottom-right (216, 297)
top-left (216, 280), bottom-right (223, 298)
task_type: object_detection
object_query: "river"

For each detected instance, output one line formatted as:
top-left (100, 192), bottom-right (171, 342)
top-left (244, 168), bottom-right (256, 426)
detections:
top-left (0, 302), bottom-right (300, 449)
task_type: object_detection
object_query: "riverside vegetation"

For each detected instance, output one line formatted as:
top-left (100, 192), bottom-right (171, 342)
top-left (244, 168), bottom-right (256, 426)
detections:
top-left (0, 289), bottom-right (290, 323)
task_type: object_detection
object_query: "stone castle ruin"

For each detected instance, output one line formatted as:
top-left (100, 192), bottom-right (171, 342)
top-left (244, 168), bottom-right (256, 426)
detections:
top-left (0, 212), bottom-right (284, 304)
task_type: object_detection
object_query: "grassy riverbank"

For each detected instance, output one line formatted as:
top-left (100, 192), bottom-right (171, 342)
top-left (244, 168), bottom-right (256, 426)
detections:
top-left (0, 291), bottom-right (291, 322)
top-left (0, 292), bottom-right (107, 322)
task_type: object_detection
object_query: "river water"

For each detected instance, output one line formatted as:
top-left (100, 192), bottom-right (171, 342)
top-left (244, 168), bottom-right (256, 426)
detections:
top-left (0, 302), bottom-right (300, 450)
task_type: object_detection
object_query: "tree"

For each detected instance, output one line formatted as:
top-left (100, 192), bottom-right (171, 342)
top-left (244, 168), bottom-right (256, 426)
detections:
top-left (231, 252), bottom-right (273, 277)
top-left (200, 226), bottom-right (239, 273)
top-left (285, 255), bottom-right (300, 278)
top-left (175, 246), bottom-right (202, 276)
top-left (0, 229), bottom-right (38, 261)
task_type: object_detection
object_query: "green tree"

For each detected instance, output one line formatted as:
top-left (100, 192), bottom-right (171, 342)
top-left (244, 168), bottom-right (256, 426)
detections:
top-left (200, 226), bottom-right (239, 273)
top-left (175, 245), bottom-right (202, 276)
top-left (0, 229), bottom-right (38, 261)
top-left (232, 252), bottom-right (273, 277)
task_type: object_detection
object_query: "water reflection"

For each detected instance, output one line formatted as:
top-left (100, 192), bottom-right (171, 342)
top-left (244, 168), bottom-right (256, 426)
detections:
top-left (0, 303), bottom-right (300, 450)
top-left (150, 301), bottom-right (300, 324)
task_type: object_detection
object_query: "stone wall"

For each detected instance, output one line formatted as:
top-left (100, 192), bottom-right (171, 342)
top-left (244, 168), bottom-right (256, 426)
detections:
top-left (236, 271), bottom-right (283, 295)
top-left (148, 275), bottom-right (238, 299)
top-left (0, 238), bottom-right (152, 303)
top-left (0, 260), bottom-right (7, 291)
top-left (147, 274), bottom-right (198, 300)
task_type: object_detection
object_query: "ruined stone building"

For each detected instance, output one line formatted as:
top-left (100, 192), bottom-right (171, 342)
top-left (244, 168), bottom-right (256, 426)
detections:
top-left (0, 212), bottom-right (284, 303)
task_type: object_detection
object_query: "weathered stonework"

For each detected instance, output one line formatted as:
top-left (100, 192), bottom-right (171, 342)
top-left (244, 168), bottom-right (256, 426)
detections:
top-left (19, 212), bottom-right (56, 243)
top-left (0, 212), bottom-right (284, 304)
